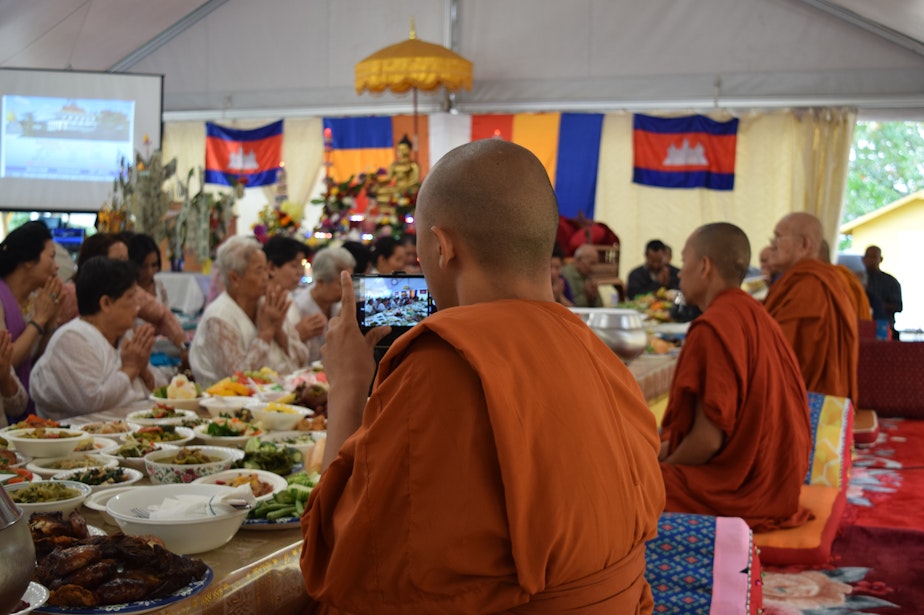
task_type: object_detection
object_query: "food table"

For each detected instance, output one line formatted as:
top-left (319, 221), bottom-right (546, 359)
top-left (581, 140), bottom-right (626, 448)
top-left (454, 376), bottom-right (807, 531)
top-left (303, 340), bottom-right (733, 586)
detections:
top-left (63, 405), bottom-right (312, 615)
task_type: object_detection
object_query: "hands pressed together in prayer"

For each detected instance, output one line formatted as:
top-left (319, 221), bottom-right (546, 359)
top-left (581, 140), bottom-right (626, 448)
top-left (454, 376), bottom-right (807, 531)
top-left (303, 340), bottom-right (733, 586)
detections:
top-left (32, 275), bottom-right (64, 333)
top-left (121, 323), bottom-right (156, 390)
top-left (296, 312), bottom-right (328, 342)
top-left (320, 271), bottom-right (391, 471)
top-left (257, 284), bottom-right (292, 349)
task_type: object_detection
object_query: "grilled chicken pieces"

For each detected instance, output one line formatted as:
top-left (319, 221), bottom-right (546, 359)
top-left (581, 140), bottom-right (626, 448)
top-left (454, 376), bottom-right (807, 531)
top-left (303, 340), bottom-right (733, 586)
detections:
top-left (29, 511), bottom-right (208, 608)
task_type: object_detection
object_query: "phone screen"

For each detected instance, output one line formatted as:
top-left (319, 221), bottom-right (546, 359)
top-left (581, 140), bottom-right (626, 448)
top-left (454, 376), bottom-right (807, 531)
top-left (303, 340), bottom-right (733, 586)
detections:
top-left (353, 275), bottom-right (435, 343)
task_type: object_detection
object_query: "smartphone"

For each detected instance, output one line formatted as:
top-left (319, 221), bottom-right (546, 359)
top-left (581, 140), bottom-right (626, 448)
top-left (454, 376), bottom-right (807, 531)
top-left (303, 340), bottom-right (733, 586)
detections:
top-left (353, 274), bottom-right (436, 347)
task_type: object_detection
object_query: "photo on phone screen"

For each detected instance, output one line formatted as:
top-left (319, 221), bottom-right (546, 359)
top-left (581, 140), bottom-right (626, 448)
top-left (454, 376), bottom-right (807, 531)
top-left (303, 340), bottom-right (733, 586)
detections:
top-left (353, 275), bottom-right (435, 345)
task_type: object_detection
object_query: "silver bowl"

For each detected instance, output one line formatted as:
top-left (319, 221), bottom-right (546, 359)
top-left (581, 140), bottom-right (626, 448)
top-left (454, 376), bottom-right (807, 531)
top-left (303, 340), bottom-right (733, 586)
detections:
top-left (571, 308), bottom-right (648, 362)
top-left (0, 491), bottom-right (36, 614)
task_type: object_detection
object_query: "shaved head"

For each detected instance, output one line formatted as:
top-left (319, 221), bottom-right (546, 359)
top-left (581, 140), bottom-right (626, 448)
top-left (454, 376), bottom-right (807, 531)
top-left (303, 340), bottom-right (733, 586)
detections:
top-left (415, 139), bottom-right (558, 277)
top-left (688, 222), bottom-right (751, 285)
top-left (781, 212), bottom-right (823, 256)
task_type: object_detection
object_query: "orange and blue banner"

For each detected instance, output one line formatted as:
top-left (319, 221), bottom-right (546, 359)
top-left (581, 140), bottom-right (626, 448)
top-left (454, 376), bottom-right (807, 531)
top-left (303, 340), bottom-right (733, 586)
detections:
top-left (323, 112), bottom-right (603, 217)
top-left (632, 114), bottom-right (738, 190)
top-left (205, 120), bottom-right (283, 187)
top-left (469, 113), bottom-right (604, 218)
top-left (323, 116), bottom-right (431, 181)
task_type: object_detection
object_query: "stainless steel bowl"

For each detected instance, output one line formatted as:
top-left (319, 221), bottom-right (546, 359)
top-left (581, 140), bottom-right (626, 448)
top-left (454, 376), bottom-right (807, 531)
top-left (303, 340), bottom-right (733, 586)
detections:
top-left (0, 490), bottom-right (36, 614)
top-left (570, 308), bottom-right (648, 362)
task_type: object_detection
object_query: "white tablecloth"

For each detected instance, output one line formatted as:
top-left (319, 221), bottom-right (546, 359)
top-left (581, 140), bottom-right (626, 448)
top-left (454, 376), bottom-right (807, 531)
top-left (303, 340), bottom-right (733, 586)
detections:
top-left (155, 272), bottom-right (210, 315)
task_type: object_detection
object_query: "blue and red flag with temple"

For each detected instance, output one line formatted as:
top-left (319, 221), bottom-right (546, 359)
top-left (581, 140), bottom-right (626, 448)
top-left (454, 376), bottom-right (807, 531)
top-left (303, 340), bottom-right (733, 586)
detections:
top-left (632, 114), bottom-right (738, 190)
top-left (205, 120), bottom-right (283, 187)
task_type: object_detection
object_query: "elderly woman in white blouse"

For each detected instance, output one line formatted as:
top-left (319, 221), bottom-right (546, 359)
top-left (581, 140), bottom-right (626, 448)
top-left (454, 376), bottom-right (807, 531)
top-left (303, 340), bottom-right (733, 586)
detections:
top-left (31, 257), bottom-right (162, 420)
top-left (189, 236), bottom-right (309, 388)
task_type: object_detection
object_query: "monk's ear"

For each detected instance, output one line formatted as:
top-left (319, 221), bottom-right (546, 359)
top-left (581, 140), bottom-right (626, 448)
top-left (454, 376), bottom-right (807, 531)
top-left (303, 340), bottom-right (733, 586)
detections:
top-left (430, 226), bottom-right (455, 270)
top-left (700, 255), bottom-right (713, 278)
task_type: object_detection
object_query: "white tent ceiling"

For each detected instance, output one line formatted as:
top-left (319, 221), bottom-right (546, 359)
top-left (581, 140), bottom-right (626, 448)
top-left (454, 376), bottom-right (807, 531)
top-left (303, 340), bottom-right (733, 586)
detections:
top-left (2, 0), bottom-right (924, 120)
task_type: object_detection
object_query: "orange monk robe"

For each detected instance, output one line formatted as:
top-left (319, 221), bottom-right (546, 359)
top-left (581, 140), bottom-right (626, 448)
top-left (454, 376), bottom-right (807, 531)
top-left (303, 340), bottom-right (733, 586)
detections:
top-left (660, 289), bottom-right (812, 531)
top-left (764, 258), bottom-right (859, 403)
top-left (833, 264), bottom-right (872, 320)
top-left (300, 301), bottom-right (665, 615)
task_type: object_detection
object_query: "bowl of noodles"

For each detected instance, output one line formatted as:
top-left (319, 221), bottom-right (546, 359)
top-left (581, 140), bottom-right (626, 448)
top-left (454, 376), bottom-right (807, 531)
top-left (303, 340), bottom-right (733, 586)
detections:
top-left (4, 480), bottom-right (92, 515)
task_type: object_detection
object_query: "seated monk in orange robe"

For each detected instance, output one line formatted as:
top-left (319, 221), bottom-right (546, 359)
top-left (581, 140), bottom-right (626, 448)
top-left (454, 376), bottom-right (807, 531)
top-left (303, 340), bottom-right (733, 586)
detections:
top-left (764, 213), bottom-right (858, 402)
top-left (660, 223), bottom-right (812, 532)
top-left (300, 140), bottom-right (665, 614)
top-left (819, 239), bottom-right (872, 321)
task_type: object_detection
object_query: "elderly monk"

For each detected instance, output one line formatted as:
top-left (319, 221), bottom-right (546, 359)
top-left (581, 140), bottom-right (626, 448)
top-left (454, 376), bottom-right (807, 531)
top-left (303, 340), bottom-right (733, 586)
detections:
top-left (819, 239), bottom-right (872, 321)
top-left (300, 139), bottom-right (665, 614)
top-left (659, 223), bottom-right (812, 531)
top-left (764, 213), bottom-right (858, 401)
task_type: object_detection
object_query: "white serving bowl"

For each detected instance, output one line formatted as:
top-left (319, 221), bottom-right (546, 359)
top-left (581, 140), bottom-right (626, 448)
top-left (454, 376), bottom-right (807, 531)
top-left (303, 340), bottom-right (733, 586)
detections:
top-left (192, 468), bottom-right (288, 503)
top-left (52, 466), bottom-right (143, 492)
top-left (124, 424), bottom-right (196, 447)
top-left (83, 485), bottom-right (139, 526)
top-left (259, 430), bottom-right (326, 462)
top-left (70, 436), bottom-right (120, 455)
top-left (126, 407), bottom-right (200, 426)
top-left (148, 393), bottom-right (208, 412)
top-left (105, 483), bottom-right (248, 554)
top-left (4, 479), bottom-right (92, 515)
top-left (245, 401), bottom-right (314, 431)
top-left (144, 445), bottom-right (244, 484)
top-left (200, 396), bottom-right (255, 419)
top-left (107, 440), bottom-right (178, 474)
top-left (74, 420), bottom-right (137, 440)
top-left (2, 428), bottom-right (93, 458)
top-left (26, 453), bottom-right (119, 480)
top-left (192, 420), bottom-right (264, 448)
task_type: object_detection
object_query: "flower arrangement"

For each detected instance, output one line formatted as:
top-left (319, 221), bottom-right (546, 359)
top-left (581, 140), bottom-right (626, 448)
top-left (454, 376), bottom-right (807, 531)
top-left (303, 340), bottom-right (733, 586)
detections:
top-left (253, 200), bottom-right (305, 243)
top-left (309, 172), bottom-right (418, 244)
top-left (310, 174), bottom-right (375, 239)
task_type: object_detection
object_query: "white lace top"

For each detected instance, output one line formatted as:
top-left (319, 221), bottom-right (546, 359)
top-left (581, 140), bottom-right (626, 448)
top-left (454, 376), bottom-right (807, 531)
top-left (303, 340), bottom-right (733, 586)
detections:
top-left (189, 291), bottom-right (310, 388)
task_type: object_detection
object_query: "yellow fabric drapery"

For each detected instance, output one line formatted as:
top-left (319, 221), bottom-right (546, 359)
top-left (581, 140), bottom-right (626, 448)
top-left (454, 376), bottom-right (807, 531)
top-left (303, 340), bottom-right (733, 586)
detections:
top-left (594, 108), bottom-right (856, 272)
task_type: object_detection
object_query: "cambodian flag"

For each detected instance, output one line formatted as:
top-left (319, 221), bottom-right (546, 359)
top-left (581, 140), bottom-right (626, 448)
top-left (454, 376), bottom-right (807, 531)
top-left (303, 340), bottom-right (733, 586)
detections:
top-left (632, 114), bottom-right (738, 190)
top-left (205, 120), bottom-right (283, 187)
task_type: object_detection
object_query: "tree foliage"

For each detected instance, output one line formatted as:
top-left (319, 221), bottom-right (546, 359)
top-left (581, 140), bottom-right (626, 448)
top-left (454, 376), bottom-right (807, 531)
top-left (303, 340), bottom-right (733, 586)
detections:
top-left (844, 121), bottom-right (924, 223)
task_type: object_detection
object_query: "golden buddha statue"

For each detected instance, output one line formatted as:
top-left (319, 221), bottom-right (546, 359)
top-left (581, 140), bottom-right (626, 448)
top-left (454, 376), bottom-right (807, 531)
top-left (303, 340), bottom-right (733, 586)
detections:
top-left (375, 135), bottom-right (420, 205)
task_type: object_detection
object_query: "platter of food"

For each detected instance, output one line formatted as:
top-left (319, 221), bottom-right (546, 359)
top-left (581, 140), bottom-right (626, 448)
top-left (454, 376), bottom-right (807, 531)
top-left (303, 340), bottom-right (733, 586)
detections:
top-left (240, 470), bottom-right (318, 530)
top-left (125, 407), bottom-right (198, 427)
top-left (33, 567), bottom-right (213, 615)
top-left (27, 510), bottom-right (214, 615)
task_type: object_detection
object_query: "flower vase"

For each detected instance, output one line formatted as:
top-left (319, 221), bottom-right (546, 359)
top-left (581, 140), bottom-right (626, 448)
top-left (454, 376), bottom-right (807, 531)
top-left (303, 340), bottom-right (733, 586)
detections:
top-left (170, 256), bottom-right (184, 272)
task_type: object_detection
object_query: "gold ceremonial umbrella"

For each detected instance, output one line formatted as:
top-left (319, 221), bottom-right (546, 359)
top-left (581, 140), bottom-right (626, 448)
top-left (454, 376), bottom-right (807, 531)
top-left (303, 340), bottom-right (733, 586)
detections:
top-left (354, 19), bottom-right (473, 157)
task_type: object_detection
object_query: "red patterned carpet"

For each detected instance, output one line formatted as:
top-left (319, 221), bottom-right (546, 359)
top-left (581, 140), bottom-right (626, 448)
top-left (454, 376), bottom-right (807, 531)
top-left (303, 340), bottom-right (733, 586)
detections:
top-left (763, 418), bottom-right (924, 614)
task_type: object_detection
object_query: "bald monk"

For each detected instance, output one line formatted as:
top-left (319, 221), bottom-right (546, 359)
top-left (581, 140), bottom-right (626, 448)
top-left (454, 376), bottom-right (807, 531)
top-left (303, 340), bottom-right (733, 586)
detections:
top-left (819, 239), bottom-right (872, 320)
top-left (659, 223), bottom-right (811, 531)
top-left (764, 213), bottom-right (858, 402)
top-left (300, 140), bottom-right (665, 614)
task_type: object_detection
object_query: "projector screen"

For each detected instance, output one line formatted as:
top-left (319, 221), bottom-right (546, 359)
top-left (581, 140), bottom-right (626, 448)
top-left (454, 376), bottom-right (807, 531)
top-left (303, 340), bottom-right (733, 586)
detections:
top-left (0, 68), bottom-right (163, 213)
